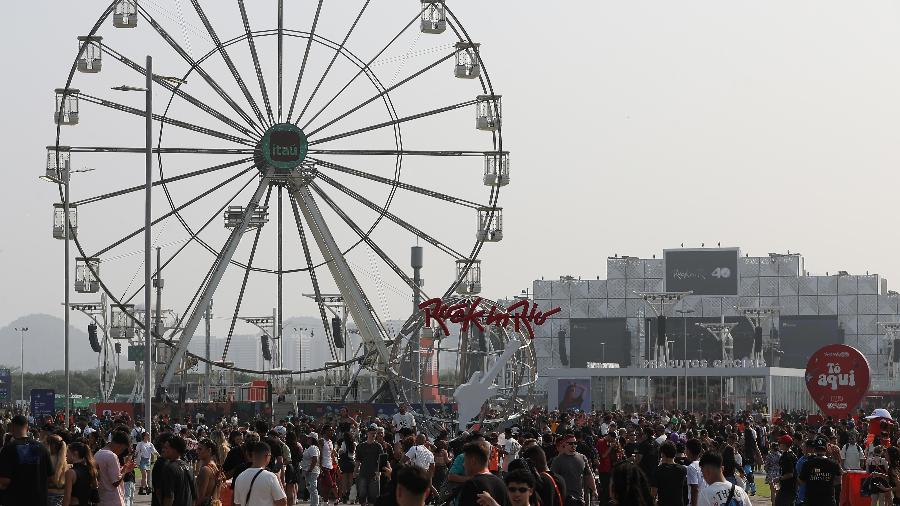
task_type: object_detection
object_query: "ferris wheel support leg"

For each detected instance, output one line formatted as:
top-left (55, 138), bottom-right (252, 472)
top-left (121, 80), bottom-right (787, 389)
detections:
top-left (159, 176), bottom-right (272, 391)
top-left (289, 186), bottom-right (393, 373)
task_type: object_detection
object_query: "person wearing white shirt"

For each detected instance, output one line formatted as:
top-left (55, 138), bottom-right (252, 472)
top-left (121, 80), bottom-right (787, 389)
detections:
top-left (841, 435), bottom-right (863, 470)
top-left (686, 439), bottom-right (707, 506)
top-left (130, 422), bottom-right (146, 444)
top-left (697, 452), bottom-right (752, 506)
top-left (502, 430), bottom-right (522, 472)
top-left (234, 441), bottom-right (288, 506)
top-left (392, 404), bottom-right (416, 442)
top-left (301, 434), bottom-right (321, 506)
top-left (135, 432), bottom-right (157, 495)
top-left (404, 435), bottom-right (435, 478)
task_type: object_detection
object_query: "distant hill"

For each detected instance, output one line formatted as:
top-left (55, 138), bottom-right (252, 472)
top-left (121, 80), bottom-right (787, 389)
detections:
top-left (0, 314), bottom-right (97, 373)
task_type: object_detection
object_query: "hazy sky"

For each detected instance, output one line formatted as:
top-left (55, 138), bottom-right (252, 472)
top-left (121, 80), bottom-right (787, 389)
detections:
top-left (4, 0), bottom-right (900, 357)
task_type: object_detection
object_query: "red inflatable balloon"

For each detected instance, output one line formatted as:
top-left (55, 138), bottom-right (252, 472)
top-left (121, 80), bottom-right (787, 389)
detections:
top-left (805, 344), bottom-right (870, 418)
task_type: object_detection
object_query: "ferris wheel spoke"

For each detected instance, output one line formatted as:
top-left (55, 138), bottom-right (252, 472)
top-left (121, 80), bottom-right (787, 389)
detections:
top-left (287, 192), bottom-right (338, 361)
top-left (295, 0), bottom-right (373, 125)
top-left (315, 171), bottom-right (465, 259)
top-left (287, 0), bottom-right (325, 123)
top-left (310, 149), bottom-right (485, 156)
top-left (277, 0), bottom-right (284, 122)
top-left (92, 167), bottom-right (255, 257)
top-left (222, 186), bottom-right (273, 362)
top-left (101, 46), bottom-right (259, 139)
top-left (72, 157), bottom-right (254, 206)
top-left (300, 5), bottom-right (427, 130)
top-left (69, 147), bottom-right (255, 154)
top-left (308, 99), bottom-right (478, 146)
top-left (79, 93), bottom-right (256, 146)
top-left (189, 0), bottom-right (269, 130)
top-left (160, 174), bottom-right (273, 389)
top-left (306, 50), bottom-right (456, 137)
top-left (309, 181), bottom-right (429, 297)
top-left (237, 0), bottom-right (275, 125)
top-left (310, 157), bottom-right (482, 209)
top-left (120, 172), bottom-right (259, 306)
top-left (137, 5), bottom-right (264, 136)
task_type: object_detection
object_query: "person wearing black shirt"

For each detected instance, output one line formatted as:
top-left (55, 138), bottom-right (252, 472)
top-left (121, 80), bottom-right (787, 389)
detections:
top-left (222, 430), bottom-right (247, 480)
top-left (798, 438), bottom-right (842, 506)
top-left (654, 441), bottom-right (687, 506)
top-left (458, 441), bottom-right (510, 506)
top-left (151, 435), bottom-right (197, 506)
top-left (518, 445), bottom-right (567, 506)
top-left (775, 435), bottom-right (797, 506)
top-left (0, 415), bottom-right (52, 506)
top-left (635, 427), bottom-right (660, 487)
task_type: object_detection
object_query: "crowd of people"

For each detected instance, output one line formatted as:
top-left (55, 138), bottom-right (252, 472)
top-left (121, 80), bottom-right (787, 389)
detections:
top-left (0, 403), bottom-right (897, 506)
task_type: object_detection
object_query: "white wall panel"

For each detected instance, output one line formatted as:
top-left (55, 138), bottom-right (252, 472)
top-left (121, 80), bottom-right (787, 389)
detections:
top-left (859, 295), bottom-right (878, 315)
top-left (818, 295), bottom-right (837, 315)
top-left (738, 296), bottom-right (760, 309)
top-left (858, 314), bottom-right (878, 335)
top-left (607, 299), bottom-right (627, 318)
top-left (551, 280), bottom-right (571, 299)
top-left (607, 258), bottom-right (627, 279)
top-left (588, 280), bottom-right (607, 299)
top-left (702, 297), bottom-right (722, 317)
top-left (534, 280), bottom-right (552, 300)
top-left (588, 300), bottom-right (607, 318)
top-left (760, 277), bottom-right (779, 296)
top-left (859, 275), bottom-right (879, 295)
top-left (740, 278), bottom-right (760, 297)
top-left (740, 257), bottom-right (760, 278)
top-left (879, 295), bottom-right (899, 315)
top-left (838, 276), bottom-right (859, 295)
top-left (777, 256), bottom-right (800, 277)
top-left (760, 258), bottom-right (778, 277)
top-left (645, 259), bottom-right (664, 279)
top-left (818, 277), bottom-right (837, 296)
top-left (570, 280), bottom-right (589, 299)
top-left (626, 258), bottom-right (644, 279)
top-left (607, 279), bottom-right (626, 299)
top-left (760, 296), bottom-right (780, 309)
top-left (799, 296), bottom-right (818, 315)
top-left (645, 279), bottom-right (664, 293)
top-left (722, 297), bottom-right (739, 317)
top-left (839, 315), bottom-right (858, 334)
top-left (799, 276), bottom-right (818, 296)
top-left (570, 299), bottom-right (589, 319)
top-left (778, 277), bottom-right (799, 296)
top-left (838, 295), bottom-right (858, 315)
top-left (626, 279), bottom-right (644, 298)
top-left (779, 296), bottom-right (799, 315)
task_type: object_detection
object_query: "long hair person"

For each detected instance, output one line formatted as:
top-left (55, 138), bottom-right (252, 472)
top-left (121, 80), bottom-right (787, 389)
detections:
top-left (46, 434), bottom-right (68, 506)
top-left (609, 462), bottom-right (653, 506)
top-left (64, 442), bottom-right (99, 506)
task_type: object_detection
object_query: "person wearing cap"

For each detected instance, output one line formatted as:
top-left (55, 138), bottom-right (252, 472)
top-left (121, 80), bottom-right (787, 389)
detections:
top-left (798, 437), bottom-right (842, 506)
top-left (301, 433), bottom-right (321, 506)
top-left (775, 435), bottom-right (797, 506)
top-left (356, 425), bottom-right (385, 506)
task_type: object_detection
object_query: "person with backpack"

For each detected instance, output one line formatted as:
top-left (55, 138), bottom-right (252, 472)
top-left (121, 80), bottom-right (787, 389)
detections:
top-left (696, 452), bottom-right (752, 506)
top-left (233, 442), bottom-right (287, 506)
top-left (840, 434), bottom-right (863, 470)
top-left (0, 415), bottom-right (53, 506)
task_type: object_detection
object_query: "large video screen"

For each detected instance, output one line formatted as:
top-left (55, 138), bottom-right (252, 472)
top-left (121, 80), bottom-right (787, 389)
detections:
top-left (570, 318), bottom-right (631, 367)
top-left (779, 315), bottom-right (842, 368)
top-left (664, 248), bottom-right (739, 295)
top-left (644, 316), bottom-right (755, 363)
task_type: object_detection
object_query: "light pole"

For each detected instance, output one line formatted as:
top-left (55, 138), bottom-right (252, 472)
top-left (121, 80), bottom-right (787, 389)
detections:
top-left (113, 59), bottom-right (183, 439)
top-left (13, 327), bottom-right (28, 408)
top-left (41, 168), bottom-right (93, 428)
top-left (675, 308), bottom-right (694, 411)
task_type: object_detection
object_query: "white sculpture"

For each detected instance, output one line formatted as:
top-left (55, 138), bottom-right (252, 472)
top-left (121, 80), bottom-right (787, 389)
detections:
top-left (453, 339), bottom-right (521, 431)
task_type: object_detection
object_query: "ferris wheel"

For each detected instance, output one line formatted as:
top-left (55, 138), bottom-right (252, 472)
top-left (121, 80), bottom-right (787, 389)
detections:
top-left (48, 0), bottom-right (508, 398)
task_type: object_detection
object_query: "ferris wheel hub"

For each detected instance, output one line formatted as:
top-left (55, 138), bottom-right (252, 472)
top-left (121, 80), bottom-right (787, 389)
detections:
top-left (256, 123), bottom-right (309, 175)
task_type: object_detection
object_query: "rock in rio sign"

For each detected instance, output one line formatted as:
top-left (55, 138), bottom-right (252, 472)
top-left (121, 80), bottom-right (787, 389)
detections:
top-left (805, 344), bottom-right (870, 418)
top-left (419, 297), bottom-right (560, 339)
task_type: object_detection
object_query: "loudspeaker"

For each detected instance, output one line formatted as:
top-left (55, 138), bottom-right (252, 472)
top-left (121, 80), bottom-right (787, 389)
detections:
top-left (114, 343), bottom-right (121, 354)
top-left (893, 339), bottom-right (900, 363)
top-left (557, 328), bottom-right (569, 366)
top-left (88, 323), bottom-right (101, 353)
top-left (656, 316), bottom-right (666, 348)
top-left (332, 317), bottom-right (344, 348)
top-left (177, 386), bottom-right (186, 403)
top-left (261, 335), bottom-right (272, 361)
top-left (754, 326), bottom-right (763, 351)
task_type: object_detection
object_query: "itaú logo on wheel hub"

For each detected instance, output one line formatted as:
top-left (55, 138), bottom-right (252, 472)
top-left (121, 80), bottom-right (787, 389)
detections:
top-left (259, 123), bottom-right (309, 171)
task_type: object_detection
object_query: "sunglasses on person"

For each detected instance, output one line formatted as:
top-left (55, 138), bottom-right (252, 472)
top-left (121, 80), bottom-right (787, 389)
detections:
top-left (508, 486), bottom-right (531, 494)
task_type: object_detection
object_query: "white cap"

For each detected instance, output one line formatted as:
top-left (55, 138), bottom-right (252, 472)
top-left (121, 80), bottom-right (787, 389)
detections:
top-left (307, 432), bottom-right (319, 441)
top-left (866, 409), bottom-right (893, 420)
